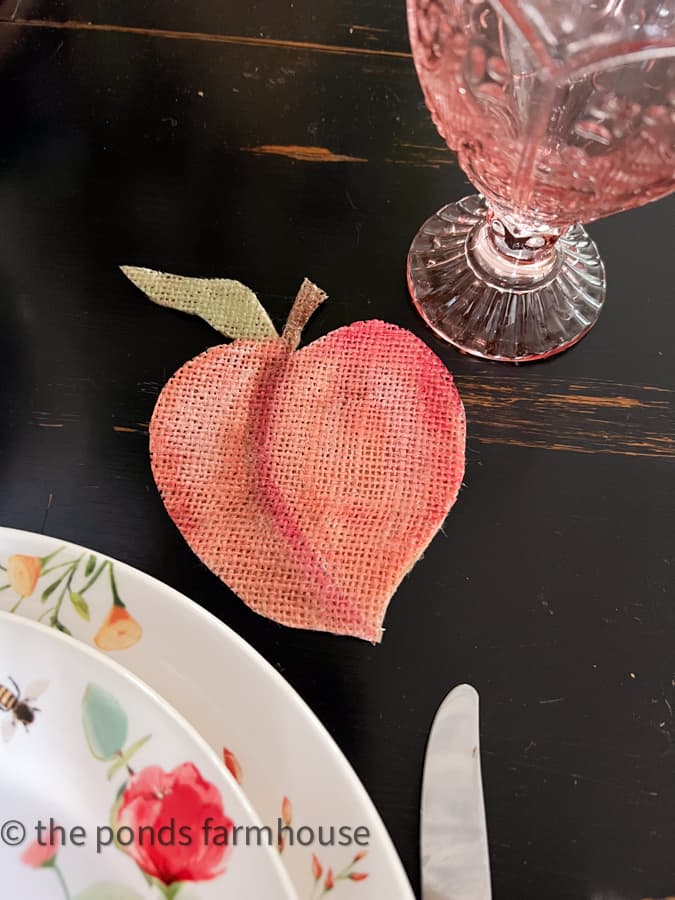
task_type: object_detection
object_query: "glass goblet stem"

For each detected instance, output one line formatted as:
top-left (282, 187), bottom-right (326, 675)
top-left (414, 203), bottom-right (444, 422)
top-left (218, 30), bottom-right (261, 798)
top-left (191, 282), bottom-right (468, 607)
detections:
top-left (466, 207), bottom-right (565, 292)
top-left (407, 194), bottom-right (606, 362)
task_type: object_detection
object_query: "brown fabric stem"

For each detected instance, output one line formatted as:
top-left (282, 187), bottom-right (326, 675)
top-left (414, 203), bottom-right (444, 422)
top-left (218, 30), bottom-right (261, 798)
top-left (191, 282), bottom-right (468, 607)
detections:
top-left (282, 279), bottom-right (328, 350)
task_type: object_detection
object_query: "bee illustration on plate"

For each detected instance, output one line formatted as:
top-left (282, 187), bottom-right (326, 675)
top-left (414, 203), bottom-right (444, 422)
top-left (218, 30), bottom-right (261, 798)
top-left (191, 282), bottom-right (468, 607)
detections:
top-left (0, 677), bottom-right (48, 741)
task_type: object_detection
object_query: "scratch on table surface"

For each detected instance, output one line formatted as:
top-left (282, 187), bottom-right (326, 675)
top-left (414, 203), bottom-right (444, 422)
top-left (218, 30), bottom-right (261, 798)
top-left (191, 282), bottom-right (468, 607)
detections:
top-left (243, 144), bottom-right (367, 163)
top-left (399, 141), bottom-right (447, 151)
top-left (40, 492), bottom-right (53, 534)
top-left (344, 190), bottom-right (358, 210)
top-left (477, 436), bottom-right (672, 458)
top-left (384, 157), bottom-right (442, 169)
top-left (539, 697), bottom-right (566, 704)
top-left (339, 23), bottom-right (390, 34)
top-left (386, 141), bottom-right (455, 168)
top-left (30, 409), bottom-right (76, 428)
top-left (568, 378), bottom-right (672, 393)
top-left (548, 392), bottom-right (663, 410)
top-left (3, 18), bottom-right (412, 60)
top-left (113, 424), bottom-right (148, 434)
top-left (246, 144), bottom-right (455, 169)
top-left (461, 382), bottom-right (670, 411)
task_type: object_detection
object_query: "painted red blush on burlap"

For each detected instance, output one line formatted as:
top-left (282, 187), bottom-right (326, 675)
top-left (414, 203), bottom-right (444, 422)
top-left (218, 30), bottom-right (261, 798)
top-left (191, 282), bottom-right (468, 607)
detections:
top-left (149, 318), bottom-right (465, 643)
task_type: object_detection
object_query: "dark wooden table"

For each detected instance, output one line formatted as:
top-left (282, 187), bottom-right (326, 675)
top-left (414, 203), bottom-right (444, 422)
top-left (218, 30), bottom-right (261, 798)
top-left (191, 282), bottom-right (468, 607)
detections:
top-left (0, 3), bottom-right (673, 898)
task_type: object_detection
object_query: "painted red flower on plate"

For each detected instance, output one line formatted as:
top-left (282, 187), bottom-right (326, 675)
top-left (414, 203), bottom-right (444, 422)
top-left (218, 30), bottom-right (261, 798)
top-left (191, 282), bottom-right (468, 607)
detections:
top-left (20, 829), bottom-right (60, 868)
top-left (116, 762), bottom-right (234, 886)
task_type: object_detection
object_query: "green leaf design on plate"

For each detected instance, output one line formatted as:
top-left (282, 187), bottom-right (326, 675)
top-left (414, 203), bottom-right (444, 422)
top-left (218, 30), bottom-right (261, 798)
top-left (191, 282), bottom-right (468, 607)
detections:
top-left (157, 884), bottom-right (184, 900)
top-left (81, 560), bottom-right (108, 594)
top-left (108, 781), bottom-right (129, 853)
top-left (69, 591), bottom-right (90, 621)
top-left (82, 684), bottom-right (128, 760)
top-left (120, 265), bottom-right (279, 341)
top-left (41, 576), bottom-right (65, 603)
top-left (85, 554), bottom-right (97, 577)
top-left (106, 734), bottom-right (151, 781)
top-left (74, 884), bottom-right (145, 900)
top-left (139, 869), bottom-right (156, 889)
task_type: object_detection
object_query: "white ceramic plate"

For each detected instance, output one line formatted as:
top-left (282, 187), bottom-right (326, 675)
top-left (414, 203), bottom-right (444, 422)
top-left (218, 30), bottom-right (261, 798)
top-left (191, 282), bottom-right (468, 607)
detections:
top-left (0, 611), bottom-right (297, 900)
top-left (0, 528), bottom-right (415, 900)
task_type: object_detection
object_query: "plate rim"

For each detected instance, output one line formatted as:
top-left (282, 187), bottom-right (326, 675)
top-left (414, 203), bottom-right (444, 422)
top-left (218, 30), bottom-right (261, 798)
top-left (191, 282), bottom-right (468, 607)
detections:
top-left (0, 526), bottom-right (415, 898)
top-left (0, 606), bottom-right (300, 899)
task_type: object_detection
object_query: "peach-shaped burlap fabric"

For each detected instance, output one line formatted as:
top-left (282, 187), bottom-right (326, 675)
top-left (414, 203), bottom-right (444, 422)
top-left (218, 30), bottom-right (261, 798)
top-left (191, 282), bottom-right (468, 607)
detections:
top-left (133, 274), bottom-right (465, 642)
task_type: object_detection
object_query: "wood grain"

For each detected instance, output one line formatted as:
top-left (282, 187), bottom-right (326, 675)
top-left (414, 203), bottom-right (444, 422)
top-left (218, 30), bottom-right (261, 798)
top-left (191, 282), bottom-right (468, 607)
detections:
top-left (241, 142), bottom-right (457, 168)
top-left (0, 0), bottom-right (410, 53)
top-left (243, 145), bottom-right (368, 163)
top-left (458, 375), bottom-right (674, 459)
top-left (1, 17), bottom-right (412, 59)
top-left (96, 378), bottom-right (674, 460)
top-left (0, 18), bottom-right (452, 173)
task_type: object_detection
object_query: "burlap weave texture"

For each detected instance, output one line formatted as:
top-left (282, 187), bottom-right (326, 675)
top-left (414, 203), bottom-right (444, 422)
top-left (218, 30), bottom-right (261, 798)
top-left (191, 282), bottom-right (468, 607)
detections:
top-left (121, 266), bottom-right (278, 340)
top-left (148, 280), bottom-right (466, 642)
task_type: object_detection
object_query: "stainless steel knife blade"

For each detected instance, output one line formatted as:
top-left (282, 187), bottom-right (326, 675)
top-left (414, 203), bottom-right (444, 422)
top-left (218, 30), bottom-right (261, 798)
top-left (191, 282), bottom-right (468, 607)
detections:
top-left (421, 684), bottom-right (492, 900)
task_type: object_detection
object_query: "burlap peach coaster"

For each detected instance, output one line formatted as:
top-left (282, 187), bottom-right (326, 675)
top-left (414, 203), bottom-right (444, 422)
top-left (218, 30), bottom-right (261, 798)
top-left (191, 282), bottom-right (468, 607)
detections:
top-left (123, 269), bottom-right (466, 643)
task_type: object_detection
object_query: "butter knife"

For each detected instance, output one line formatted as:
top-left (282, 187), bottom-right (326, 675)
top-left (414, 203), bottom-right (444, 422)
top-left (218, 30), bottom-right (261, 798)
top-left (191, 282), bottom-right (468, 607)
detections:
top-left (421, 684), bottom-right (492, 900)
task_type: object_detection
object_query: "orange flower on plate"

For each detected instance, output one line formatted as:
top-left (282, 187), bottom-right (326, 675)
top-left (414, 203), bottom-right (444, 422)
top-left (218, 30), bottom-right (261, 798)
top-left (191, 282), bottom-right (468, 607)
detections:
top-left (94, 563), bottom-right (142, 650)
top-left (222, 747), bottom-right (243, 784)
top-left (94, 603), bottom-right (142, 651)
top-left (349, 872), bottom-right (368, 881)
top-left (7, 555), bottom-right (41, 598)
top-left (324, 868), bottom-right (335, 891)
top-left (312, 853), bottom-right (322, 881)
top-left (278, 795), bottom-right (293, 852)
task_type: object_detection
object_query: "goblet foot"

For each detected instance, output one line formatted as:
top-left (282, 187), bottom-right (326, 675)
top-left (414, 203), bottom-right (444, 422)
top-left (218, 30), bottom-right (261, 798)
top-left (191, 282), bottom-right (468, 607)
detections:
top-left (407, 196), bottom-right (606, 363)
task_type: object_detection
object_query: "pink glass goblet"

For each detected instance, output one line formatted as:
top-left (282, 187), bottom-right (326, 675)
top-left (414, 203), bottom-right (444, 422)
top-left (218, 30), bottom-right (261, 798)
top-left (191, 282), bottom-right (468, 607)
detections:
top-left (406, 0), bottom-right (675, 362)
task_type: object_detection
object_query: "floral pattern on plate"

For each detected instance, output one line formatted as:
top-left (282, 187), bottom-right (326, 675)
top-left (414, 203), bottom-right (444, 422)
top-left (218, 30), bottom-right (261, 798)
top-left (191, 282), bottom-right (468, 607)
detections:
top-left (0, 529), bottom-right (416, 900)
top-left (18, 681), bottom-right (236, 900)
top-left (224, 746), bottom-right (369, 898)
top-left (0, 548), bottom-right (142, 649)
top-left (2, 537), bottom-right (371, 899)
